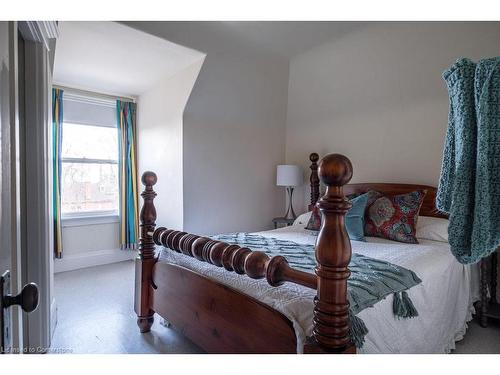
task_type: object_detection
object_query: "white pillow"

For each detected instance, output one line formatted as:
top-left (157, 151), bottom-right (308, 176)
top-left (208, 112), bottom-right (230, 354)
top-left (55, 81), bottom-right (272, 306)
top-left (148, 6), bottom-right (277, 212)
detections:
top-left (416, 216), bottom-right (449, 243)
top-left (293, 211), bottom-right (312, 226)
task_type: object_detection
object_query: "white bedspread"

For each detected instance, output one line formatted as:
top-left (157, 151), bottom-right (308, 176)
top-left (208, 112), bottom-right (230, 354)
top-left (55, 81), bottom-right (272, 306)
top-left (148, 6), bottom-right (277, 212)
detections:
top-left (158, 224), bottom-right (480, 353)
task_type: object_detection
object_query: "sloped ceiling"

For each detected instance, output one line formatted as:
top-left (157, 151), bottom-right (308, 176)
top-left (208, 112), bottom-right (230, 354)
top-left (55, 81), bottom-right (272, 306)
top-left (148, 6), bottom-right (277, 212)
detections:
top-left (53, 21), bottom-right (205, 98)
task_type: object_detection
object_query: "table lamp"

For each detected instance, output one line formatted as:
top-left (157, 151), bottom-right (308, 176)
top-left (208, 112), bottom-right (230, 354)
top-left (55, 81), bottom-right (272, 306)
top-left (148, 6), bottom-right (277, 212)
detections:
top-left (276, 165), bottom-right (302, 220)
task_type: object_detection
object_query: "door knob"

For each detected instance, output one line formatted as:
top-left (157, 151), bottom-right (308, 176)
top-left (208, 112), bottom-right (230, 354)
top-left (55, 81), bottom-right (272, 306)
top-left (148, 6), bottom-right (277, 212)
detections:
top-left (3, 283), bottom-right (39, 313)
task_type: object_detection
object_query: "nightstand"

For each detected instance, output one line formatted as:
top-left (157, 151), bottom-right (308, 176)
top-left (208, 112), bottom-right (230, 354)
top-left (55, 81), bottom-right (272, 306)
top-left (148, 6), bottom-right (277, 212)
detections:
top-left (478, 249), bottom-right (500, 327)
top-left (272, 217), bottom-right (295, 229)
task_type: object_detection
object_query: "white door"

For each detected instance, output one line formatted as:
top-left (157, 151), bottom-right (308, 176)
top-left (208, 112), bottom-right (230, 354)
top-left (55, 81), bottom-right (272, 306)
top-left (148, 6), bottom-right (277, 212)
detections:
top-left (0, 21), bottom-right (12, 351)
top-left (0, 20), bottom-right (19, 354)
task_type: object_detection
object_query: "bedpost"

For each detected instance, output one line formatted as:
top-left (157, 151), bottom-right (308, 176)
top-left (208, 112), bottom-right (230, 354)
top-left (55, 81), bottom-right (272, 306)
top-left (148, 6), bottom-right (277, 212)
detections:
top-left (308, 152), bottom-right (320, 211)
top-left (135, 171), bottom-right (158, 333)
top-left (304, 153), bottom-right (355, 354)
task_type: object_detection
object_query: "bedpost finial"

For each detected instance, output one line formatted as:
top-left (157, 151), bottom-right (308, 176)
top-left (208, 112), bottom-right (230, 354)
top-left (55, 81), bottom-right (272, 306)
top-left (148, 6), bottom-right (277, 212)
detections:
top-left (318, 154), bottom-right (352, 187)
top-left (142, 171), bottom-right (157, 187)
top-left (309, 152), bottom-right (319, 163)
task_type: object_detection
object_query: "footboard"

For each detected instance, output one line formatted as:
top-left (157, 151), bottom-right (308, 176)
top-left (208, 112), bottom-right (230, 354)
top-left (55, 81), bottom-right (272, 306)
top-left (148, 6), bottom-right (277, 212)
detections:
top-left (152, 262), bottom-right (297, 353)
top-left (134, 154), bottom-right (355, 354)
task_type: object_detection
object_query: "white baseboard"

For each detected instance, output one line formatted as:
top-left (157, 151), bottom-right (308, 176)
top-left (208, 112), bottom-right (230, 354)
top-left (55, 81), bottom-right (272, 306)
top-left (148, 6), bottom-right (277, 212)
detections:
top-left (54, 248), bottom-right (136, 273)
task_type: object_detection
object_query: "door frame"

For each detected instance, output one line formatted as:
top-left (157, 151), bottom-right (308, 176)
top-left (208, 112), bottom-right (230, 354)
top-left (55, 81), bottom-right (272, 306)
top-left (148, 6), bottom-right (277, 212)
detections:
top-left (17, 21), bottom-right (58, 352)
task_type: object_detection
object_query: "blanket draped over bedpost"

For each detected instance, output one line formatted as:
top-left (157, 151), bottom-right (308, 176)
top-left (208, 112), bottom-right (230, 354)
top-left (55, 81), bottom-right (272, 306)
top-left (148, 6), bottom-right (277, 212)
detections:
top-left (437, 58), bottom-right (500, 264)
top-left (135, 171), bottom-right (158, 333)
top-left (304, 153), bottom-right (356, 354)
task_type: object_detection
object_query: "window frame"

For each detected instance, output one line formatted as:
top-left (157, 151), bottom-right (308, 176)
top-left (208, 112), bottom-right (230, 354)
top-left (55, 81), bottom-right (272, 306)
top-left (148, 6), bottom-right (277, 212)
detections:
top-left (60, 119), bottom-right (120, 222)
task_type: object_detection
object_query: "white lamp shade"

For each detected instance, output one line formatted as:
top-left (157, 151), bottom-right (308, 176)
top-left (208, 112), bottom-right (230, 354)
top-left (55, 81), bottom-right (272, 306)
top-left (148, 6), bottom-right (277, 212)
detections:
top-left (276, 165), bottom-right (302, 187)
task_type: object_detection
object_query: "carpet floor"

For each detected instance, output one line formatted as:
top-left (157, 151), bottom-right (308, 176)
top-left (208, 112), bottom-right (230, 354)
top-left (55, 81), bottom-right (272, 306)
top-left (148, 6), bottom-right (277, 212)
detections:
top-left (50, 260), bottom-right (500, 354)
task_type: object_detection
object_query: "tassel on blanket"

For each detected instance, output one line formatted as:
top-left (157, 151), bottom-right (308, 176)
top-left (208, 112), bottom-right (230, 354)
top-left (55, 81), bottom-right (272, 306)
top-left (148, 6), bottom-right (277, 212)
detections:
top-left (401, 291), bottom-right (418, 318)
top-left (349, 290), bottom-right (418, 349)
top-left (393, 291), bottom-right (419, 319)
top-left (393, 291), bottom-right (406, 318)
top-left (349, 311), bottom-right (369, 349)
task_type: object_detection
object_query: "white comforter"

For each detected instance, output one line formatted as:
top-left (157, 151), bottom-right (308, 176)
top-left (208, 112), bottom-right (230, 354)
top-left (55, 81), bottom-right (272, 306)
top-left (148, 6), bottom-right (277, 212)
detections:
top-left (158, 224), bottom-right (480, 353)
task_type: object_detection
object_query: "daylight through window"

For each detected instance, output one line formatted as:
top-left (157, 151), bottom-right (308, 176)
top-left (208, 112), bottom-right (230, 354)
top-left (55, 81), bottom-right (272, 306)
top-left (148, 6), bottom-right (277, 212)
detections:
top-left (61, 122), bottom-right (119, 217)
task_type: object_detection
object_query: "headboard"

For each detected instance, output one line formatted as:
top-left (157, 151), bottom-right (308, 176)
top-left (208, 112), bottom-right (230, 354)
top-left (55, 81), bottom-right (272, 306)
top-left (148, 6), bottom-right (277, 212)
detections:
top-left (307, 153), bottom-right (447, 219)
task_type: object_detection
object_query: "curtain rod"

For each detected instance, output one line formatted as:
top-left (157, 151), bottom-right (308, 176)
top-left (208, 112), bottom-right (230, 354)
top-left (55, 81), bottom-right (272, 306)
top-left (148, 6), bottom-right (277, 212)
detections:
top-left (52, 84), bottom-right (136, 103)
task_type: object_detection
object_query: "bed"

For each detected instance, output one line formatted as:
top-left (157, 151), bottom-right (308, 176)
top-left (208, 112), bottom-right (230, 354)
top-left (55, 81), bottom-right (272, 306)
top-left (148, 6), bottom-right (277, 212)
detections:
top-left (134, 153), bottom-right (479, 354)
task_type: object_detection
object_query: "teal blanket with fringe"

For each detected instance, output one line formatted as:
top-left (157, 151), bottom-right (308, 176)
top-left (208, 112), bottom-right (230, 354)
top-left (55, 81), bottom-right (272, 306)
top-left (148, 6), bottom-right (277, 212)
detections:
top-left (211, 233), bottom-right (422, 348)
top-left (437, 58), bottom-right (500, 264)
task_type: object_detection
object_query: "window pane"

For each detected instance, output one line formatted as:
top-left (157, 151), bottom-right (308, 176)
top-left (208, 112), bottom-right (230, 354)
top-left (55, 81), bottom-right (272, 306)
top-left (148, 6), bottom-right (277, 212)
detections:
top-left (62, 123), bottom-right (118, 160)
top-left (61, 162), bottom-right (119, 215)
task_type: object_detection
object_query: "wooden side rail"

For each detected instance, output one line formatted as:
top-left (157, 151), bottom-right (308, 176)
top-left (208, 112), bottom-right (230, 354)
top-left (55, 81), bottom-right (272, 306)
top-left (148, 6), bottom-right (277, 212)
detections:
top-left (135, 153), bottom-right (354, 353)
top-left (152, 227), bottom-right (318, 290)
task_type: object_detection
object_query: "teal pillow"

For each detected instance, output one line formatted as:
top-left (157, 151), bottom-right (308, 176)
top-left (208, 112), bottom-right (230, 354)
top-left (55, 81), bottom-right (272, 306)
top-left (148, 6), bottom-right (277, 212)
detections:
top-left (305, 192), bottom-right (369, 242)
top-left (345, 193), bottom-right (369, 241)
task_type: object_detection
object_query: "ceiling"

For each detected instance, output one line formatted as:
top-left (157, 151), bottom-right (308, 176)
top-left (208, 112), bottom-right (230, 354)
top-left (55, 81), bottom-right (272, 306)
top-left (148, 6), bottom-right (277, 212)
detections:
top-left (122, 21), bottom-right (369, 61)
top-left (53, 21), bottom-right (205, 97)
top-left (54, 22), bottom-right (370, 97)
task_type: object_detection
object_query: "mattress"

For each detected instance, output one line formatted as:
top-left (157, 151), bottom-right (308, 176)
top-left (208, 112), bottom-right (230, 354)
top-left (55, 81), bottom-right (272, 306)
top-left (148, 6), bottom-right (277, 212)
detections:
top-left (158, 224), bottom-right (480, 353)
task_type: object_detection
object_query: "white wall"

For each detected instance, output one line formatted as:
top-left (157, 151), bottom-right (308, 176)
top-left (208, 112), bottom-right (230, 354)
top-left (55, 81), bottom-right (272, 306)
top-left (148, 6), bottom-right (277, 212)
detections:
top-left (137, 59), bottom-right (205, 231)
top-left (61, 222), bottom-right (120, 256)
top-left (183, 53), bottom-right (289, 235)
top-left (286, 22), bottom-right (500, 212)
top-left (55, 220), bottom-right (132, 273)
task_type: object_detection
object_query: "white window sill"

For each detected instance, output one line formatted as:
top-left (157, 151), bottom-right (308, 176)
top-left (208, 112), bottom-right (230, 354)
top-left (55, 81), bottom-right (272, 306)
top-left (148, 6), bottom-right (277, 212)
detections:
top-left (61, 214), bottom-right (120, 228)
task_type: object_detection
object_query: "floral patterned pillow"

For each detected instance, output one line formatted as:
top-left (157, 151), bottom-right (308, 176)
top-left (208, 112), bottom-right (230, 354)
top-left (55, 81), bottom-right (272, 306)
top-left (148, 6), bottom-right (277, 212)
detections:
top-left (364, 190), bottom-right (426, 243)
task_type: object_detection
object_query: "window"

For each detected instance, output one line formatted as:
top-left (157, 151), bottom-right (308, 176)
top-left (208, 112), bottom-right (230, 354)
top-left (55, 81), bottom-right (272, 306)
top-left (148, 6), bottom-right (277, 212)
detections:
top-left (61, 122), bottom-right (119, 218)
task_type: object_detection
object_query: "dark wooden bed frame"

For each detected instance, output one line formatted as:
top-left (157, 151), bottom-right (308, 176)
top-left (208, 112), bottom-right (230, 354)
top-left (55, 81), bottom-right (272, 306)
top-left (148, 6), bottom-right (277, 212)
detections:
top-left (134, 153), bottom-right (445, 354)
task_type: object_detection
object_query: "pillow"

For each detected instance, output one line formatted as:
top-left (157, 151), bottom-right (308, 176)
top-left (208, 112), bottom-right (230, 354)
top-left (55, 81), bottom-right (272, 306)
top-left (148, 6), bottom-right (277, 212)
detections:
top-left (293, 211), bottom-right (312, 226)
top-left (305, 192), bottom-right (370, 241)
top-left (364, 190), bottom-right (426, 244)
top-left (305, 205), bottom-right (321, 231)
top-left (345, 193), bottom-right (370, 241)
top-left (416, 216), bottom-right (449, 242)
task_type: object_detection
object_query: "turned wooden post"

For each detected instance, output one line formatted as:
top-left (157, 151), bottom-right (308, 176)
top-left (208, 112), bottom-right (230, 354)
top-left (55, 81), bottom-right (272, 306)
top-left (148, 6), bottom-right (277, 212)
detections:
top-left (304, 153), bottom-right (355, 354)
top-left (135, 171), bottom-right (158, 333)
top-left (308, 152), bottom-right (320, 211)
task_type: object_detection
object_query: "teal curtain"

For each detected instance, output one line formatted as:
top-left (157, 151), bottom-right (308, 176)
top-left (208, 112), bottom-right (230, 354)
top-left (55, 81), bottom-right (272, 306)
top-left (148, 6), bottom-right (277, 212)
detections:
top-left (117, 100), bottom-right (139, 249)
top-left (52, 88), bottom-right (63, 258)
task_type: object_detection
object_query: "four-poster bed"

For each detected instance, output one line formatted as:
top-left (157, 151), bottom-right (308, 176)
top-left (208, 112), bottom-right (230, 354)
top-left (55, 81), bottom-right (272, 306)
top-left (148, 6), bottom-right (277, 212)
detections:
top-left (135, 153), bottom-right (355, 354)
top-left (134, 152), bottom-right (475, 354)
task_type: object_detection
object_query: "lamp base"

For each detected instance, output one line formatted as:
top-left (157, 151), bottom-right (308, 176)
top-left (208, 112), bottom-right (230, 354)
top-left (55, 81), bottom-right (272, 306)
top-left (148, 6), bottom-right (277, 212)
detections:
top-left (283, 186), bottom-right (297, 220)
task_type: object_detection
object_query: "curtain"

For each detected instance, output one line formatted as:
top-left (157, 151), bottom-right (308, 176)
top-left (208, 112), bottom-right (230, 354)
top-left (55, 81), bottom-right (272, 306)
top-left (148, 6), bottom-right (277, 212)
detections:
top-left (117, 100), bottom-right (139, 249)
top-left (52, 88), bottom-right (64, 258)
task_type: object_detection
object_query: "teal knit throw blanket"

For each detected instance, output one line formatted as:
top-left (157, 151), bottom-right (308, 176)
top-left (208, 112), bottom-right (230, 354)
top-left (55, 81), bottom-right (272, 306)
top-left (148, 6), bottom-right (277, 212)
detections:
top-left (437, 58), bottom-right (500, 264)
